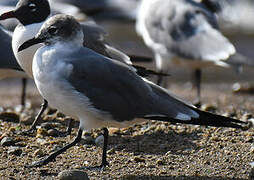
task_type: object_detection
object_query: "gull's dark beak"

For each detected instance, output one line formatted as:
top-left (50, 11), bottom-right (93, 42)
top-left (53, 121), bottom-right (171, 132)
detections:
top-left (18, 37), bottom-right (44, 52)
top-left (0, 11), bottom-right (16, 20)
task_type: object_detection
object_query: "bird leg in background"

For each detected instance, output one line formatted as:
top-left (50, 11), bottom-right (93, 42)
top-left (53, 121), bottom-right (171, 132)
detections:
top-left (21, 78), bottom-right (27, 106)
top-left (156, 70), bottom-right (171, 88)
top-left (26, 128), bottom-right (83, 168)
top-left (21, 99), bottom-right (73, 137)
top-left (21, 99), bottom-right (48, 135)
top-left (55, 118), bottom-right (73, 137)
top-left (193, 69), bottom-right (202, 107)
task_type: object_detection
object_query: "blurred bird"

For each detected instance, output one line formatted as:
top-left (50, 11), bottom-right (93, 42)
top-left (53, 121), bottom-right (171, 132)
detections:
top-left (18, 14), bottom-right (247, 168)
top-left (201, 0), bottom-right (254, 67)
top-left (0, 0), bottom-right (168, 135)
top-left (136, 0), bottom-right (240, 106)
top-left (0, 24), bottom-right (28, 106)
top-left (53, 0), bottom-right (139, 21)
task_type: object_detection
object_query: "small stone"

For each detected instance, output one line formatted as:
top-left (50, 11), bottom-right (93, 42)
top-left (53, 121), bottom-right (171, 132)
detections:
top-left (232, 83), bottom-right (254, 94)
top-left (108, 128), bottom-right (120, 135)
top-left (250, 146), bottom-right (254, 154)
top-left (1, 137), bottom-right (16, 146)
top-left (201, 104), bottom-right (217, 112)
top-left (246, 137), bottom-right (253, 143)
top-left (156, 159), bottom-right (165, 166)
top-left (20, 115), bottom-right (34, 125)
top-left (249, 168), bottom-right (254, 180)
top-left (133, 156), bottom-right (146, 163)
top-left (33, 149), bottom-right (44, 157)
top-left (0, 112), bottom-right (19, 123)
top-left (36, 127), bottom-right (48, 138)
top-left (80, 136), bottom-right (94, 145)
top-left (95, 135), bottom-right (104, 148)
top-left (8, 127), bottom-right (16, 133)
top-left (107, 148), bottom-right (115, 155)
top-left (242, 113), bottom-right (253, 121)
top-left (46, 108), bottom-right (57, 115)
top-left (210, 136), bottom-right (220, 142)
top-left (56, 111), bottom-right (66, 118)
top-left (8, 146), bottom-right (22, 156)
top-left (58, 170), bottom-right (89, 180)
top-left (41, 122), bottom-right (61, 130)
top-left (47, 129), bottom-right (59, 137)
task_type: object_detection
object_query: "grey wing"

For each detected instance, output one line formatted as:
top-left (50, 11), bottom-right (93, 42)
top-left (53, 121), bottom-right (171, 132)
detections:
top-left (67, 48), bottom-right (199, 122)
top-left (144, 0), bottom-right (235, 62)
top-left (67, 49), bottom-right (153, 121)
top-left (81, 21), bottom-right (131, 64)
top-left (0, 25), bottom-right (23, 71)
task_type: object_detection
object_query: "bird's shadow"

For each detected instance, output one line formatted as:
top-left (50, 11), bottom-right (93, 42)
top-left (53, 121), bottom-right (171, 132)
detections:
top-left (107, 126), bottom-right (202, 155)
top-left (119, 175), bottom-right (245, 180)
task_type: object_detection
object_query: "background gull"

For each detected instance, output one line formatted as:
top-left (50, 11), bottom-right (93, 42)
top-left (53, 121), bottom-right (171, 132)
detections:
top-left (136, 0), bottom-right (238, 106)
top-left (18, 14), bottom-right (247, 168)
top-left (201, 0), bottom-right (254, 68)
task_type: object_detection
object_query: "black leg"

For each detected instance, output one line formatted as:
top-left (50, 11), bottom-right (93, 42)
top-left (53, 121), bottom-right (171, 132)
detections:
top-left (82, 127), bottom-right (109, 171)
top-left (21, 99), bottom-right (48, 135)
top-left (101, 128), bottom-right (109, 167)
top-left (156, 70), bottom-right (164, 86)
top-left (193, 69), bottom-right (202, 107)
top-left (21, 78), bottom-right (27, 106)
top-left (26, 129), bottom-right (83, 168)
top-left (55, 118), bottom-right (74, 137)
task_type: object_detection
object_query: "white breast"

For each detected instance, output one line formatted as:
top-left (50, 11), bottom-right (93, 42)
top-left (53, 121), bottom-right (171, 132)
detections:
top-left (12, 22), bottom-right (44, 78)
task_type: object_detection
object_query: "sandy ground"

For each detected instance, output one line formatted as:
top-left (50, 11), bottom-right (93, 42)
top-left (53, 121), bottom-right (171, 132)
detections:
top-left (0, 65), bottom-right (253, 179)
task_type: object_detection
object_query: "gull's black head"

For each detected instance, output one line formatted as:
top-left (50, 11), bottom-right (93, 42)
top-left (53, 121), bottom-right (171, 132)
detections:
top-left (18, 14), bottom-right (83, 52)
top-left (0, 0), bottom-right (50, 26)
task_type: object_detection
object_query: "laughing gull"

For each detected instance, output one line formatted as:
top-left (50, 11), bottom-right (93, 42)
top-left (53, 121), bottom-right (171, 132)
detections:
top-left (18, 14), bottom-right (247, 168)
top-left (0, 0), bottom-right (168, 135)
top-left (201, 0), bottom-right (254, 67)
top-left (136, 0), bottom-right (238, 105)
top-left (0, 24), bottom-right (28, 105)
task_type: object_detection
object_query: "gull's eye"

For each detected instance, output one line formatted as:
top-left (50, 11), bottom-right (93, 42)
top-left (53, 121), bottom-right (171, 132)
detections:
top-left (48, 27), bottom-right (58, 35)
top-left (28, 3), bottom-right (37, 12)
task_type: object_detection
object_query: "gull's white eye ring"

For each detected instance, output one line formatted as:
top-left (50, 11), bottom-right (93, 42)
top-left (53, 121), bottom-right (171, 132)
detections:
top-left (28, 3), bottom-right (37, 12)
top-left (48, 27), bottom-right (58, 35)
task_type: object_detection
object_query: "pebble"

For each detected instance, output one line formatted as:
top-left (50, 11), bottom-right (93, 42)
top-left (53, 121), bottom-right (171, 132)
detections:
top-left (250, 171), bottom-right (254, 180)
top-left (133, 156), bottom-right (146, 163)
top-left (250, 146), bottom-right (254, 154)
top-left (0, 112), bottom-right (19, 123)
top-left (20, 115), bottom-right (34, 125)
top-left (41, 122), bottom-right (61, 130)
top-left (47, 129), bottom-right (59, 137)
top-left (36, 127), bottom-right (48, 138)
top-left (80, 136), bottom-right (94, 145)
top-left (1, 137), bottom-right (16, 146)
top-left (232, 83), bottom-right (254, 94)
top-left (58, 170), bottom-right (89, 180)
top-left (33, 149), bottom-right (44, 157)
top-left (156, 159), bottom-right (165, 166)
top-left (56, 111), bottom-right (66, 118)
top-left (95, 135), bottom-right (104, 148)
top-left (201, 104), bottom-right (217, 112)
top-left (8, 146), bottom-right (22, 156)
top-left (108, 127), bottom-right (120, 136)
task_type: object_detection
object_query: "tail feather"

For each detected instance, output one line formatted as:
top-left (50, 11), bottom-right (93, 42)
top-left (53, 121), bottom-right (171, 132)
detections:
top-left (144, 107), bottom-right (247, 129)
